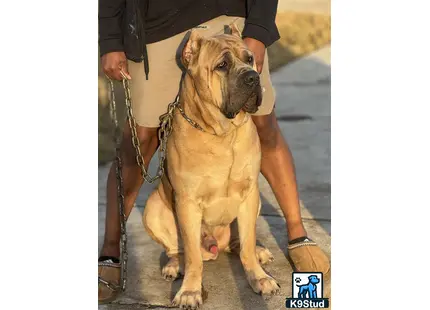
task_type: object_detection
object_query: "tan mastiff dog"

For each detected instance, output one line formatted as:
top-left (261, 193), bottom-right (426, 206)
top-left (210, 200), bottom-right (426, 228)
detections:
top-left (143, 24), bottom-right (280, 309)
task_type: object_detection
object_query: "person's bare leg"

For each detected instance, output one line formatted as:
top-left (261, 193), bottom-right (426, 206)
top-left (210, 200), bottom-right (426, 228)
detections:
top-left (252, 110), bottom-right (306, 241)
top-left (100, 124), bottom-right (159, 258)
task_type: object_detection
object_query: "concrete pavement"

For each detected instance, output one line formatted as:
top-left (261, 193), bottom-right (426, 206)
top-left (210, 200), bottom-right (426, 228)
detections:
top-left (98, 45), bottom-right (331, 309)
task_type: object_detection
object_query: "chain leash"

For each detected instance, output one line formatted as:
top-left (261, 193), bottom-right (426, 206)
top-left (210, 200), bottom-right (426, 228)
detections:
top-left (105, 73), bottom-right (180, 292)
top-left (107, 78), bottom-right (128, 291)
top-left (121, 75), bottom-right (205, 184)
top-left (104, 71), bottom-right (206, 292)
top-left (123, 78), bottom-right (172, 184)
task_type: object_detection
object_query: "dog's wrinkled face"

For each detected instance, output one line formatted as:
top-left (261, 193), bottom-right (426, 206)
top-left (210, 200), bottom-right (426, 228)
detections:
top-left (181, 25), bottom-right (262, 119)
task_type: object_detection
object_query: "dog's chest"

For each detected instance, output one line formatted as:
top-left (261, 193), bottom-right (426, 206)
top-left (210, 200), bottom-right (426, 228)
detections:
top-left (200, 127), bottom-right (261, 226)
top-left (168, 120), bottom-right (261, 226)
top-left (201, 166), bottom-right (256, 226)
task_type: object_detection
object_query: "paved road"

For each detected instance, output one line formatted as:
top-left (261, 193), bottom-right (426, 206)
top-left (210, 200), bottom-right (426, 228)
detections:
top-left (98, 45), bottom-right (331, 310)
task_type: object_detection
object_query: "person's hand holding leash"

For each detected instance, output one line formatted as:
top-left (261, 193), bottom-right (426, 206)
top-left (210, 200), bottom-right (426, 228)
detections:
top-left (102, 51), bottom-right (132, 80)
top-left (243, 38), bottom-right (265, 74)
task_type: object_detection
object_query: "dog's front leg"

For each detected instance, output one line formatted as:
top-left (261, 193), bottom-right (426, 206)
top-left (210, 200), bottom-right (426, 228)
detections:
top-left (237, 186), bottom-right (280, 298)
top-left (172, 197), bottom-right (203, 309)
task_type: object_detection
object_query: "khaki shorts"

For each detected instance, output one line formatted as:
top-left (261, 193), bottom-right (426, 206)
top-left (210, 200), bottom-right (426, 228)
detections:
top-left (127, 15), bottom-right (276, 127)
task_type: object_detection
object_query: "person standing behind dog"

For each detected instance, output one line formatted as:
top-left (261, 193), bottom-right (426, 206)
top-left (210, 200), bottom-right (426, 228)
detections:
top-left (98, 0), bottom-right (330, 303)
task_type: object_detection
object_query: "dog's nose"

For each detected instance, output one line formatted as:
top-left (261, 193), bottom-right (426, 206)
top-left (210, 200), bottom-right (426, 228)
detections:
top-left (244, 71), bottom-right (260, 87)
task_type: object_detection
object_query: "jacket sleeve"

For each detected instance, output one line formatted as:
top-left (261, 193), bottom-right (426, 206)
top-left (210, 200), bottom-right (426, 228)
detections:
top-left (242, 0), bottom-right (280, 47)
top-left (99, 0), bottom-right (126, 57)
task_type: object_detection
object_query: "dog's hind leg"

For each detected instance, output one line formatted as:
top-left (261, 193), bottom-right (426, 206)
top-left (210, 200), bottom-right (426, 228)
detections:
top-left (143, 183), bottom-right (183, 281)
top-left (255, 246), bottom-right (275, 265)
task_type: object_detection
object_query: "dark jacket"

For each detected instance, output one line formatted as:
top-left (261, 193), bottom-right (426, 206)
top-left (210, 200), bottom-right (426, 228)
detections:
top-left (99, 0), bottom-right (280, 79)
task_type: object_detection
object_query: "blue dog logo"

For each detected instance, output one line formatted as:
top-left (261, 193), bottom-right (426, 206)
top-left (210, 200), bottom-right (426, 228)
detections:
top-left (286, 272), bottom-right (329, 308)
top-left (296, 275), bottom-right (320, 299)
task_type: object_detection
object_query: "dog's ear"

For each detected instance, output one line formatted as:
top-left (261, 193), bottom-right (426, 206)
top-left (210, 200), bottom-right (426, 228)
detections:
top-left (229, 23), bottom-right (242, 38)
top-left (181, 30), bottom-right (202, 68)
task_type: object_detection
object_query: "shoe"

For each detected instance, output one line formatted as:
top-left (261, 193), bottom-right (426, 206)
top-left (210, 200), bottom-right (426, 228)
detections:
top-left (287, 238), bottom-right (330, 276)
top-left (98, 257), bottom-right (121, 304)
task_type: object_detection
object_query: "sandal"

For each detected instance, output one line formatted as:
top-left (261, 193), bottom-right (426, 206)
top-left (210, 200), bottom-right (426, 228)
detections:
top-left (98, 257), bottom-right (121, 304)
top-left (287, 237), bottom-right (330, 276)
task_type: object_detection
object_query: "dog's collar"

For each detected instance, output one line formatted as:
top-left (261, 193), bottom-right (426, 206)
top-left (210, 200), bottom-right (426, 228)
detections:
top-left (162, 95), bottom-right (247, 135)
top-left (159, 94), bottom-right (207, 133)
top-left (176, 103), bottom-right (206, 132)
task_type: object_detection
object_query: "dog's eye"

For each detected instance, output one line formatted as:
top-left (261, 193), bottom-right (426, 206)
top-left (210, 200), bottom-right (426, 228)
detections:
top-left (247, 56), bottom-right (254, 64)
top-left (217, 61), bottom-right (227, 69)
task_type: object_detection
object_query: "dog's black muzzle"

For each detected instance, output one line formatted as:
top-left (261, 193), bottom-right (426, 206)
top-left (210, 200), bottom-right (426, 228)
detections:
top-left (241, 71), bottom-right (262, 114)
top-left (222, 70), bottom-right (263, 118)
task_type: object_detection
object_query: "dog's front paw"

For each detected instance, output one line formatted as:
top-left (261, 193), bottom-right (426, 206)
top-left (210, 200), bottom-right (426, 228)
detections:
top-left (162, 256), bottom-right (183, 281)
top-left (250, 276), bottom-right (281, 299)
top-left (256, 246), bottom-right (274, 265)
top-left (172, 289), bottom-right (202, 309)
